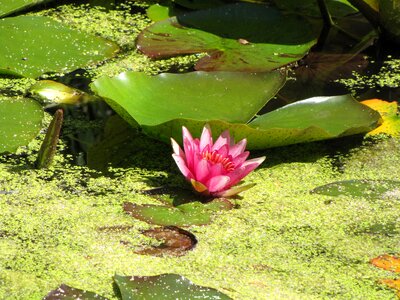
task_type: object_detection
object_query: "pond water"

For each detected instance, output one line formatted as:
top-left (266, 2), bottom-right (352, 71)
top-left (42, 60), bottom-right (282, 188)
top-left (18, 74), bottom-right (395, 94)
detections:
top-left (1, 1), bottom-right (400, 299)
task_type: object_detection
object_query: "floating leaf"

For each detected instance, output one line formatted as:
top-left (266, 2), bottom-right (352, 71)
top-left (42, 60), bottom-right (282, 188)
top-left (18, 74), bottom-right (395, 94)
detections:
top-left (371, 254), bottom-right (400, 273)
top-left (143, 95), bottom-right (382, 149)
top-left (134, 226), bottom-right (197, 256)
top-left (311, 180), bottom-right (400, 199)
top-left (91, 70), bottom-right (286, 127)
top-left (124, 198), bottom-right (233, 226)
top-left (250, 95), bottom-right (380, 134)
top-left (92, 71), bottom-right (380, 149)
top-left (114, 274), bottom-right (232, 300)
top-left (35, 109), bottom-right (63, 169)
top-left (361, 99), bottom-right (400, 136)
top-left (0, 0), bottom-right (53, 18)
top-left (29, 80), bottom-right (88, 105)
top-left (371, 254), bottom-right (400, 297)
top-left (137, 3), bottom-right (318, 72)
top-left (43, 284), bottom-right (108, 300)
top-left (147, 4), bottom-right (171, 21)
top-left (146, 3), bottom-right (190, 21)
top-left (379, 279), bottom-right (400, 297)
top-left (0, 16), bottom-right (119, 78)
top-left (0, 97), bottom-right (43, 153)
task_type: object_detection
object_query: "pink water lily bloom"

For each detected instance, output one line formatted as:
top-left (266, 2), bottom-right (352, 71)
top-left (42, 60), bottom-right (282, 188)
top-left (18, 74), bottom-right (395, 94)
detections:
top-left (171, 125), bottom-right (265, 197)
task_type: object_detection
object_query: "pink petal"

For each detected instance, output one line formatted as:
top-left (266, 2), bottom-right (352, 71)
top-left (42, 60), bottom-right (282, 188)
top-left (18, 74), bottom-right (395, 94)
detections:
top-left (195, 158), bottom-right (210, 183)
top-left (207, 175), bottom-right (231, 193)
top-left (217, 144), bottom-right (229, 157)
top-left (232, 151), bottom-right (249, 167)
top-left (182, 126), bottom-right (193, 142)
top-left (228, 156), bottom-right (266, 187)
top-left (183, 138), bottom-right (199, 172)
top-left (170, 138), bottom-right (185, 159)
top-left (212, 130), bottom-right (230, 151)
top-left (209, 163), bottom-right (225, 177)
top-left (229, 139), bottom-right (247, 158)
top-left (172, 154), bottom-right (194, 180)
top-left (200, 124), bottom-right (213, 152)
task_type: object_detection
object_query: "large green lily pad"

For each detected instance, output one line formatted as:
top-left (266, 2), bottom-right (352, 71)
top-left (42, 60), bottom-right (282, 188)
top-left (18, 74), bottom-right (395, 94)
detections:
top-left (0, 97), bottom-right (43, 153)
top-left (114, 274), bottom-right (232, 300)
top-left (137, 3), bottom-right (318, 72)
top-left (0, 0), bottom-right (53, 18)
top-left (91, 70), bottom-right (286, 126)
top-left (0, 16), bottom-right (119, 78)
top-left (92, 70), bottom-right (381, 149)
top-left (143, 95), bottom-right (382, 149)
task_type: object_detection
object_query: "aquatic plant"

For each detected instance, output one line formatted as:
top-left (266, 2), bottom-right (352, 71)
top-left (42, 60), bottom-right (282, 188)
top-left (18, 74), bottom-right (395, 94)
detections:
top-left (171, 124), bottom-right (265, 197)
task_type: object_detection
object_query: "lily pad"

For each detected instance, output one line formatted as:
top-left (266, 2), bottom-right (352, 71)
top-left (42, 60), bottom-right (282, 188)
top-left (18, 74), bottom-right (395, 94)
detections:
top-left (147, 4), bottom-right (172, 21)
top-left (29, 80), bottom-right (88, 105)
top-left (0, 16), bottom-right (119, 78)
top-left (114, 273), bottom-right (232, 300)
top-left (0, 97), bottom-right (43, 153)
top-left (92, 70), bottom-right (381, 148)
top-left (137, 3), bottom-right (318, 72)
top-left (361, 99), bottom-right (400, 136)
top-left (311, 179), bottom-right (400, 199)
top-left (124, 198), bottom-right (233, 226)
top-left (143, 95), bottom-right (382, 149)
top-left (134, 226), bottom-right (197, 256)
top-left (91, 70), bottom-right (286, 127)
top-left (43, 284), bottom-right (108, 300)
top-left (0, 0), bottom-right (53, 18)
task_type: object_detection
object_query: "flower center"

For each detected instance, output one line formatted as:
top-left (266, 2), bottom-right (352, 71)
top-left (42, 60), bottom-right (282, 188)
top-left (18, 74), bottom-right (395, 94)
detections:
top-left (202, 150), bottom-right (235, 172)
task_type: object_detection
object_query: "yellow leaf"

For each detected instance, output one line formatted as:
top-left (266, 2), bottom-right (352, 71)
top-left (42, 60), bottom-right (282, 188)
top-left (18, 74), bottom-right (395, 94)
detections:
top-left (370, 254), bottom-right (400, 273)
top-left (362, 99), bottom-right (400, 136)
top-left (380, 279), bottom-right (400, 298)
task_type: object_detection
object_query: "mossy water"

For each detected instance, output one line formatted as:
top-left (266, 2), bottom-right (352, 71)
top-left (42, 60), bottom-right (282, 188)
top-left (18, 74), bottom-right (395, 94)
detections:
top-left (1, 130), bottom-right (400, 299)
top-left (1, 1), bottom-right (400, 299)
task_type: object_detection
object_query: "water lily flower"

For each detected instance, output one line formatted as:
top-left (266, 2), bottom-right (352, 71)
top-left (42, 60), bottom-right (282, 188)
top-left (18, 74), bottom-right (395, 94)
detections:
top-left (171, 125), bottom-right (265, 197)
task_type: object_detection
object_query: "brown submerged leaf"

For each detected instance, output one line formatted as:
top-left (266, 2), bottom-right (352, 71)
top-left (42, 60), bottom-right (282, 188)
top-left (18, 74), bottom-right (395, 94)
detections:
top-left (134, 226), bottom-right (197, 256)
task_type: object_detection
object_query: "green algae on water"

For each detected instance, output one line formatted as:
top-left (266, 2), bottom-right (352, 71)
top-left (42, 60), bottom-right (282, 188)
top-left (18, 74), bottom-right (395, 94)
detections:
top-left (1, 133), bottom-right (400, 299)
top-left (338, 57), bottom-right (400, 95)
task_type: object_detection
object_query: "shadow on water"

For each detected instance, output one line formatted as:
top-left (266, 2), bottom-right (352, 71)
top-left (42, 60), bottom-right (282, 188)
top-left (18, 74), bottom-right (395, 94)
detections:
top-left (254, 134), bottom-right (366, 171)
